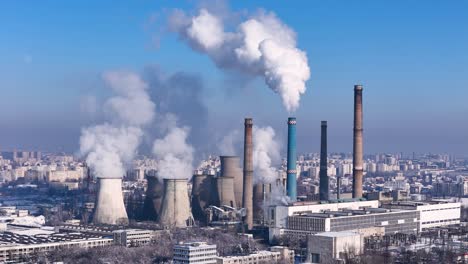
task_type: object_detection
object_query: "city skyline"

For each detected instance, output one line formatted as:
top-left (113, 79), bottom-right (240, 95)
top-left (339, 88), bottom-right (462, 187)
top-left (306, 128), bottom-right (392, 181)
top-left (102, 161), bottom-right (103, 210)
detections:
top-left (1, 0), bottom-right (467, 155)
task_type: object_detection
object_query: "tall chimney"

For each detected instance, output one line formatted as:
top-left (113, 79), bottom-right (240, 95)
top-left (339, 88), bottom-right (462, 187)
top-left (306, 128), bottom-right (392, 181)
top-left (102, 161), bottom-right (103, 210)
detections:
top-left (337, 175), bottom-right (341, 200)
top-left (353, 85), bottom-right (364, 198)
top-left (319, 121), bottom-right (329, 201)
top-left (286, 117), bottom-right (297, 201)
top-left (242, 118), bottom-right (254, 229)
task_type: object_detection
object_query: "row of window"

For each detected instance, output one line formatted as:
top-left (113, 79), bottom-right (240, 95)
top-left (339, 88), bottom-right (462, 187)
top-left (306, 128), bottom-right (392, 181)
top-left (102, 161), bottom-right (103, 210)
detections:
top-left (421, 207), bottom-right (459, 212)
top-left (421, 219), bottom-right (459, 224)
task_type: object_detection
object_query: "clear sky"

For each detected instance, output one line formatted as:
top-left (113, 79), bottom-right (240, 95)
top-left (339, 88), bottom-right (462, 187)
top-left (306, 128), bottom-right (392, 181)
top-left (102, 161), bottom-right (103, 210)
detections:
top-left (0, 0), bottom-right (467, 155)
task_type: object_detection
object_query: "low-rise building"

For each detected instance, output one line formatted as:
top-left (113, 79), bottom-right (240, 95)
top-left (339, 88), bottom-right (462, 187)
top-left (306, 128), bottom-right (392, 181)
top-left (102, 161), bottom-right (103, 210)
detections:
top-left (307, 231), bottom-right (363, 264)
top-left (381, 201), bottom-right (461, 231)
top-left (173, 241), bottom-right (217, 264)
top-left (113, 229), bottom-right (156, 247)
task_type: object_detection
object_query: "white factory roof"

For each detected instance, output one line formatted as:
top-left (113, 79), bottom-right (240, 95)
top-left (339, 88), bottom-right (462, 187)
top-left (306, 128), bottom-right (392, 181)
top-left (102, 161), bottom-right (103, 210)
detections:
top-left (314, 231), bottom-right (360, 238)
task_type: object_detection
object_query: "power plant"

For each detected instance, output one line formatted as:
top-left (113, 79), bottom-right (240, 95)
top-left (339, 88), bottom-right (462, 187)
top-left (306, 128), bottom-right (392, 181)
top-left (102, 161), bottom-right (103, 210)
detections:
top-left (286, 117), bottom-right (297, 201)
top-left (319, 121), bottom-right (329, 201)
top-left (93, 177), bottom-right (129, 225)
top-left (142, 175), bottom-right (163, 221)
top-left (219, 156), bottom-right (243, 207)
top-left (352, 85), bottom-right (364, 199)
top-left (159, 178), bottom-right (194, 228)
top-left (89, 85), bottom-right (366, 230)
top-left (243, 118), bottom-right (254, 230)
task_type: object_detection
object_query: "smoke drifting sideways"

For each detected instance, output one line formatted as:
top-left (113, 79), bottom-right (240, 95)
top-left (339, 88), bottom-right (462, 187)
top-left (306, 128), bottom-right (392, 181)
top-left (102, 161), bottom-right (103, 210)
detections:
top-left (80, 71), bottom-right (156, 179)
top-left (152, 121), bottom-right (194, 181)
top-left (253, 126), bottom-right (281, 185)
top-left (168, 8), bottom-right (310, 112)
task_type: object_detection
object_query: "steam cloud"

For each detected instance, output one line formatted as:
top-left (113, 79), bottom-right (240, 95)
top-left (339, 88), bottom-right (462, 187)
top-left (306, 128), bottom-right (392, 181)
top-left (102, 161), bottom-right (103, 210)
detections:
top-left (152, 120), bottom-right (194, 180)
top-left (217, 129), bottom-right (241, 156)
top-left (168, 8), bottom-right (310, 112)
top-left (80, 71), bottom-right (155, 178)
top-left (253, 126), bottom-right (281, 184)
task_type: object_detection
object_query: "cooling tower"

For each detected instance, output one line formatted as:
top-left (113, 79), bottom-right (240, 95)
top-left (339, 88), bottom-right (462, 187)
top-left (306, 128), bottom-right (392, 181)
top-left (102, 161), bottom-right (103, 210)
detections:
top-left (243, 118), bottom-right (254, 229)
top-left (159, 178), bottom-right (193, 228)
top-left (253, 183), bottom-right (264, 223)
top-left (93, 177), bottom-right (129, 225)
top-left (142, 175), bottom-right (164, 221)
top-left (286, 117), bottom-right (297, 201)
top-left (191, 174), bottom-right (214, 222)
top-left (215, 176), bottom-right (237, 208)
top-left (220, 156), bottom-right (243, 208)
top-left (353, 85), bottom-right (364, 199)
top-left (319, 121), bottom-right (329, 201)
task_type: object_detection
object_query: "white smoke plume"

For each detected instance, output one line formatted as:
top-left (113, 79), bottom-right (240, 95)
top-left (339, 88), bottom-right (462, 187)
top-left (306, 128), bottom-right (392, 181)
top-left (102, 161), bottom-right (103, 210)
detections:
top-left (168, 8), bottom-right (310, 112)
top-left (80, 71), bottom-right (155, 178)
top-left (152, 122), bottom-right (194, 180)
top-left (253, 126), bottom-right (281, 184)
top-left (217, 129), bottom-right (241, 156)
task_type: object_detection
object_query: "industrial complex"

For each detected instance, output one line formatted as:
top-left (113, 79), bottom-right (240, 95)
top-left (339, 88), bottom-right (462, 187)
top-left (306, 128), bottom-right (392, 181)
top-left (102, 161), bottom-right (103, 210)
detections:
top-left (0, 85), bottom-right (466, 263)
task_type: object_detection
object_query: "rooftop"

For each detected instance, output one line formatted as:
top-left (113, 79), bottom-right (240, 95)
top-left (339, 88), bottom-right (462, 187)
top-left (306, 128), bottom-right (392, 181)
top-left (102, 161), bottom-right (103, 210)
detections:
top-left (314, 231), bottom-right (361, 238)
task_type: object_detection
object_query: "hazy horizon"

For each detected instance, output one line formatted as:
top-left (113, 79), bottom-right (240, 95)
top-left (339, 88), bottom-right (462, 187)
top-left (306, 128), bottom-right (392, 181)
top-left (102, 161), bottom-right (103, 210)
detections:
top-left (1, 1), bottom-right (467, 156)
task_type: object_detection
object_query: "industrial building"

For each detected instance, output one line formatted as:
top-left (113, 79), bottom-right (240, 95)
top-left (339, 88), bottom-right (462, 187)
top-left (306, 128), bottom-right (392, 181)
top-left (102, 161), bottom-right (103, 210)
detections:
top-left (267, 201), bottom-right (379, 234)
top-left (0, 225), bottom-right (114, 262)
top-left (286, 208), bottom-right (419, 235)
top-left (307, 231), bottom-right (363, 264)
top-left (173, 241), bottom-right (218, 264)
top-left (113, 229), bottom-right (158, 247)
top-left (381, 201), bottom-right (461, 231)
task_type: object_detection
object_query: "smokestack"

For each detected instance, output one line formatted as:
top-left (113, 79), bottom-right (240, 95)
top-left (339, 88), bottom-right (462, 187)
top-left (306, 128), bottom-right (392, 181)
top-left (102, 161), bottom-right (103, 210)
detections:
top-left (243, 118), bottom-right (254, 230)
top-left (93, 177), bottom-right (129, 225)
top-left (215, 177), bottom-right (237, 208)
top-left (159, 179), bottom-right (193, 228)
top-left (337, 176), bottom-right (341, 200)
top-left (142, 175), bottom-right (164, 221)
top-left (353, 85), bottom-right (364, 199)
top-left (319, 121), bottom-right (329, 201)
top-left (191, 174), bottom-right (214, 223)
top-left (286, 117), bottom-right (297, 201)
top-left (220, 156), bottom-right (243, 208)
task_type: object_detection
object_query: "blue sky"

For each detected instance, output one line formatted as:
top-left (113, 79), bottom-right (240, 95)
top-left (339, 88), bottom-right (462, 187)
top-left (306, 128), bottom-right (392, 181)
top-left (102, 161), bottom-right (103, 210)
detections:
top-left (0, 0), bottom-right (467, 155)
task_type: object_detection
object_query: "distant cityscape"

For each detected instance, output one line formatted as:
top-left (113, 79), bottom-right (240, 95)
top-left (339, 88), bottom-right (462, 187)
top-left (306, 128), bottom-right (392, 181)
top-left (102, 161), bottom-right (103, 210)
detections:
top-left (0, 147), bottom-right (467, 263)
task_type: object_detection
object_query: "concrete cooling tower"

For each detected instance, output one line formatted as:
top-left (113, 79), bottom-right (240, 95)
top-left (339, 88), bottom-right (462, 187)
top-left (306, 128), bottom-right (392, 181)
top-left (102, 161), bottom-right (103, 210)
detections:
top-left (215, 176), bottom-right (237, 208)
top-left (142, 175), bottom-right (164, 221)
top-left (220, 156), bottom-right (243, 208)
top-left (253, 184), bottom-right (264, 223)
top-left (191, 174), bottom-right (215, 222)
top-left (93, 177), bottom-right (129, 225)
top-left (159, 179), bottom-right (194, 228)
